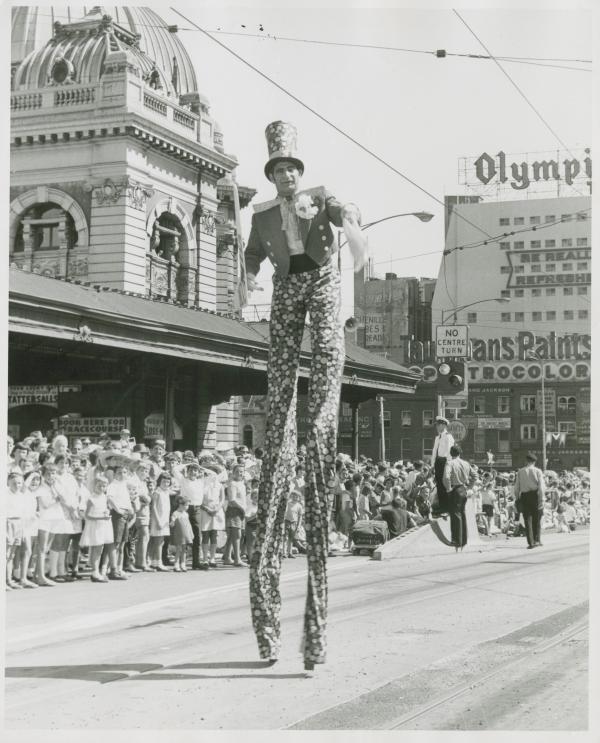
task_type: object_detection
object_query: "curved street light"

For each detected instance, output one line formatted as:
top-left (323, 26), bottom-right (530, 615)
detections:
top-left (338, 210), bottom-right (434, 250)
top-left (441, 296), bottom-right (510, 325)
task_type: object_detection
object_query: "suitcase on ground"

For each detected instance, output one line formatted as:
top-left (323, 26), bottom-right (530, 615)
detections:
top-left (351, 519), bottom-right (389, 554)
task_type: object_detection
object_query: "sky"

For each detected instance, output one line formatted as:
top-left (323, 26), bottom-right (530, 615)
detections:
top-left (151, 1), bottom-right (593, 321)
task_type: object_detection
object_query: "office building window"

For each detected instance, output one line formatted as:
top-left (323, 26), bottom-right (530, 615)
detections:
top-left (532, 289), bottom-right (542, 297)
top-left (473, 397), bottom-right (485, 414)
top-left (530, 216), bottom-right (540, 225)
top-left (558, 421), bottom-right (577, 434)
top-left (422, 438), bottom-right (434, 458)
top-left (500, 266), bottom-right (510, 274)
top-left (467, 312), bottom-right (477, 323)
top-left (545, 240), bottom-right (556, 247)
top-left (576, 237), bottom-right (588, 246)
top-left (498, 396), bottom-right (510, 414)
top-left (545, 215), bottom-right (556, 223)
top-left (577, 286), bottom-right (588, 295)
top-left (521, 424), bottom-right (537, 440)
top-left (558, 396), bottom-right (576, 413)
top-left (501, 290), bottom-right (510, 298)
top-left (546, 311), bottom-right (556, 321)
top-left (383, 410), bottom-right (391, 429)
top-left (515, 312), bottom-right (524, 321)
top-left (514, 266), bottom-right (524, 273)
top-left (499, 217), bottom-right (510, 226)
top-left (513, 240), bottom-right (524, 249)
top-left (515, 289), bottom-right (524, 297)
top-left (520, 395), bottom-right (536, 412)
top-left (501, 313), bottom-right (511, 321)
top-left (564, 287), bottom-right (573, 296)
top-left (500, 242), bottom-right (510, 250)
top-left (498, 430), bottom-right (510, 453)
top-left (474, 430), bottom-right (486, 453)
top-left (562, 263), bottom-right (573, 271)
top-left (531, 264), bottom-right (541, 273)
top-left (514, 217), bottom-right (524, 225)
top-left (564, 310), bottom-right (574, 320)
top-left (532, 312), bottom-right (542, 321)
top-left (545, 263), bottom-right (556, 272)
top-left (546, 288), bottom-right (556, 296)
top-left (561, 238), bottom-right (573, 247)
top-left (530, 240), bottom-right (541, 249)
top-left (579, 310), bottom-right (589, 319)
top-left (400, 410), bottom-right (412, 427)
top-left (400, 438), bottom-right (412, 460)
top-left (423, 410), bottom-right (434, 427)
top-left (577, 262), bottom-right (588, 270)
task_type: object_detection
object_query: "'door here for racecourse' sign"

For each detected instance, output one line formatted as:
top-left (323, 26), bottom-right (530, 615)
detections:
top-left (436, 325), bottom-right (469, 359)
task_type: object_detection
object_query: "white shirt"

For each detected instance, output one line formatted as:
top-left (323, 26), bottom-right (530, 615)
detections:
top-left (279, 196), bottom-right (305, 256)
top-left (432, 430), bottom-right (455, 460)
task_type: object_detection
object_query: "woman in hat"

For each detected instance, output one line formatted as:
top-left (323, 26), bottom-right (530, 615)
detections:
top-left (149, 472), bottom-right (172, 570)
top-left (244, 121), bottom-right (363, 670)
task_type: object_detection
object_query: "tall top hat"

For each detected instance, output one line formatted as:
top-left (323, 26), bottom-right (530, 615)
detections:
top-left (264, 121), bottom-right (305, 180)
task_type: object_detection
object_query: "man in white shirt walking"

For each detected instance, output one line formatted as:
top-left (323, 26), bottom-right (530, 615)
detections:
top-left (431, 417), bottom-right (455, 517)
top-left (514, 452), bottom-right (546, 549)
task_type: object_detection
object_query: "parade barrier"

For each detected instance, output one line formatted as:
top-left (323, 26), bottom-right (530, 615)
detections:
top-left (372, 500), bottom-right (496, 560)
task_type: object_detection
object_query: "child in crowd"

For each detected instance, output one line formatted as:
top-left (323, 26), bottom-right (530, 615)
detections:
top-left (283, 490), bottom-right (304, 559)
top-left (6, 472), bottom-right (24, 590)
top-left (149, 472), bottom-right (172, 570)
top-left (244, 482), bottom-right (259, 562)
top-left (555, 503), bottom-right (570, 533)
top-left (106, 464), bottom-right (134, 580)
top-left (131, 464), bottom-right (151, 570)
top-left (69, 466), bottom-right (90, 578)
top-left (19, 470), bottom-right (41, 587)
top-left (80, 475), bottom-right (114, 583)
top-left (34, 463), bottom-right (63, 586)
top-left (199, 466), bottom-right (225, 569)
top-left (169, 496), bottom-right (194, 571)
top-left (223, 465), bottom-right (246, 566)
top-left (357, 484), bottom-right (372, 520)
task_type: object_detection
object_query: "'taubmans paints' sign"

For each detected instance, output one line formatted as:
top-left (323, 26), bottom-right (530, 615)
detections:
top-left (471, 331), bottom-right (590, 362)
top-left (471, 149), bottom-right (592, 192)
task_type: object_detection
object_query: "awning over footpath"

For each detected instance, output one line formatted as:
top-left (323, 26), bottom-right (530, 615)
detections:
top-left (8, 268), bottom-right (420, 397)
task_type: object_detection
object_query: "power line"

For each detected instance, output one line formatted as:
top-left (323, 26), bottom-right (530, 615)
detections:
top-left (170, 8), bottom-right (496, 245)
top-left (452, 9), bottom-right (588, 199)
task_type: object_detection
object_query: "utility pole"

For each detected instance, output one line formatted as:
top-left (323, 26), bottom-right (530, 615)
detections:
top-left (377, 394), bottom-right (385, 462)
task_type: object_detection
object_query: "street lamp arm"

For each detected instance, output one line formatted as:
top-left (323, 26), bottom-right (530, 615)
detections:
top-left (441, 297), bottom-right (509, 325)
top-left (338, 211), bottom-right (433, 249)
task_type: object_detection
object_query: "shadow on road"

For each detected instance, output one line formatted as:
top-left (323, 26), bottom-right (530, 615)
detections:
top-left (6, 661), bottom-right (307, 683)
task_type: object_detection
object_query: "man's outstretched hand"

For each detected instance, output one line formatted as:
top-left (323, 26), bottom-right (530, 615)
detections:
top-left (247, 274), bottom-right (263, 293)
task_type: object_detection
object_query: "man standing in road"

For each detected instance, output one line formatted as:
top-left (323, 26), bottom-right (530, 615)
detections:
top-left (443, 445), bottom-right (473, 550)
top-left (514, 452), bottom-right (546, 549)
top-left (431, 417), bottom-right (455, 517)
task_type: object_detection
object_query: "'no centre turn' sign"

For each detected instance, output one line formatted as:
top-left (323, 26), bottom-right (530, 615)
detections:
top-left (436, 325), bottom-right (469, 359)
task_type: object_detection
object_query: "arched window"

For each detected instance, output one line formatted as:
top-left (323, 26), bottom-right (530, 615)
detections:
top-left (14, 202), bottom-right (78, 252)
top-left (243, 425), bottom-right (254, 450)
top-left (558, 395), bottom-right (576, 414)
top-left (149, 212), bottom-right (184, 262)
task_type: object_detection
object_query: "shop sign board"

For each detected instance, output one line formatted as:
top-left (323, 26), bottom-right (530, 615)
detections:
top-left (477, 417), bottom-right (512, 430)
top-left (448, 420), bottom-right (467, 442)
top-left (61, 417), bottom-right (130, 435)
top-left (144, 413), bottom-right (183, 440)
top-left (8, 385), bottom-right (59, 408)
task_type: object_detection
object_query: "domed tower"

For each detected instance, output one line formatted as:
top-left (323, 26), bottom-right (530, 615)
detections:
top-left (10, 6), bottom-right (246, 312)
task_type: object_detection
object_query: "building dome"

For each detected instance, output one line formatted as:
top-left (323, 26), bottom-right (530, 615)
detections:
top-left (13, 11), bottom-right (175, 95)
top-left (11, 5), bottom-right (198, 95)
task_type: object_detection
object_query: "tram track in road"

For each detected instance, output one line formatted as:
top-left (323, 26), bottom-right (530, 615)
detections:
top-left (5, 542), bottom-right (588, 718)
top-left (287, 602), bottom-right (589, 730)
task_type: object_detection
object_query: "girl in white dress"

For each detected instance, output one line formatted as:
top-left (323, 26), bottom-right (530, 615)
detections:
top-left (149, 473), bottom-right (172, 570)
top-left (49, 455), bottom-right (81, 582)
top-left (35, 464), bottom-right (63, 586)
top-left (223, 466), bottom-right (247, 566)
top-left (80, 476), bottom-right (114, 583)
top-left (199, 468), bottom-right (225, 568)
top-left (19, 470), bottom-right (41, 587)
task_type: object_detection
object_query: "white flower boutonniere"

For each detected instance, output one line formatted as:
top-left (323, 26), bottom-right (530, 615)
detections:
top-left (295, 193), bottom-right (319, 220)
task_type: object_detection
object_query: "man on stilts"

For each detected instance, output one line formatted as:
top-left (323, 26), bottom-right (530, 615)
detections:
top-left (244, 121), bottom-right (363, 671)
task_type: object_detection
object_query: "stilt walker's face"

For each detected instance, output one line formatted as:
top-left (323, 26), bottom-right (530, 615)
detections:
top-left (270, 161), bottom-right (301, 197)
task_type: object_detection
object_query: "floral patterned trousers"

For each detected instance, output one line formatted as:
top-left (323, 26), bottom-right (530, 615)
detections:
top-left (249, 261), bottom-right (345, 665)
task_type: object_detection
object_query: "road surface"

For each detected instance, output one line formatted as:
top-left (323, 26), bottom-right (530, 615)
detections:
top-left (4, 529), bottom-right (590, 730)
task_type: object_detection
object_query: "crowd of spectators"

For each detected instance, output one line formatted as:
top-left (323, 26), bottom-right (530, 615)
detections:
top-left (5, 428), bottom-right (591, 590)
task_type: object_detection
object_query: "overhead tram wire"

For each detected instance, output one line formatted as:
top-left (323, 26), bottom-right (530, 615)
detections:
top-left (170, 7), bottom-right (497, 244)
top-left (19, 11), bottom-right (593, 68)
top-left (452, 9), bottom-right (589, 199)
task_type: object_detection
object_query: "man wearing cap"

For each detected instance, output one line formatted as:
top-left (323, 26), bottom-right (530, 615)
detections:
top-left (431, 417), bottom-right (455, 517)
top-left (443, 445), bottom-right (473, 550)
top-left (514, 452), bottom-right (546, 549)
top-left (244, 121), bottom-right (363, 671)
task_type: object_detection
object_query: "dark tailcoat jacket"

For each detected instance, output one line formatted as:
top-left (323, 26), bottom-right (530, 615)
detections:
top-left (244, 186), bottom-right (345, 279)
